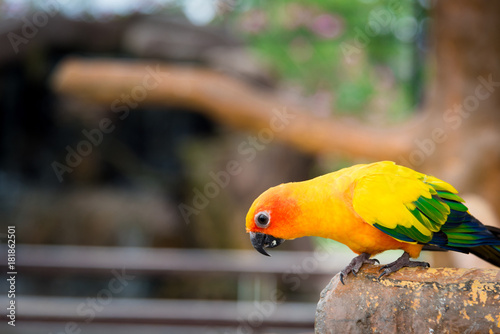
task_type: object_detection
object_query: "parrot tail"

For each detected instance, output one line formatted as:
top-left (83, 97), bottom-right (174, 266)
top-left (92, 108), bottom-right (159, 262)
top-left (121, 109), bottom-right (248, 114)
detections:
top-left (467, 225), bottom-right (500, 267)
top-left (423, 212), bottom-right (500, 267)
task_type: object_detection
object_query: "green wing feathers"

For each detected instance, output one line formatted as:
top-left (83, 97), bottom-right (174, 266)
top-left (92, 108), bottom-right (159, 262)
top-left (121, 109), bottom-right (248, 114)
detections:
top-left (352, 164), bottom-right (457, 244)
top-left (352, 162), bottom-right (500, 266)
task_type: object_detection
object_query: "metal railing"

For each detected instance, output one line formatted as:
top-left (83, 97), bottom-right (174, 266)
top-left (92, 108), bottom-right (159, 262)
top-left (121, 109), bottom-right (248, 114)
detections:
top-left (0, 244), bottom-right (344, 333)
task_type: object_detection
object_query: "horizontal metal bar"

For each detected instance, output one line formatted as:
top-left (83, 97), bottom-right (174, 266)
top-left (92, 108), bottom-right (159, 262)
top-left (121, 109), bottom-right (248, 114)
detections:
top-left (1, 296), bottom-right (316, 328)
top-left (1, 322), bottom-right (312, 334)
top-left (1, 244), bottom-right (344, 275)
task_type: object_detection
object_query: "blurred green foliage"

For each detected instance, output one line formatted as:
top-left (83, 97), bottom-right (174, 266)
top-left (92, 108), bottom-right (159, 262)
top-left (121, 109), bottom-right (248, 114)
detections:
top-left (231, 0), bottom-right (428, 120)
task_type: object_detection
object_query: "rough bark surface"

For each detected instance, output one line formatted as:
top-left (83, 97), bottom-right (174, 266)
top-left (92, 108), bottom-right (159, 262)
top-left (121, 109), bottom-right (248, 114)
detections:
top-left (315, 265), bottom-right (500, 334)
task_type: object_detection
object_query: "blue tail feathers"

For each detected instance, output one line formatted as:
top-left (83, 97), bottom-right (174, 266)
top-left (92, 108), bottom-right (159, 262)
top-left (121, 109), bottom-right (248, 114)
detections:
top-left (427, 210), bottom-right (500, 267)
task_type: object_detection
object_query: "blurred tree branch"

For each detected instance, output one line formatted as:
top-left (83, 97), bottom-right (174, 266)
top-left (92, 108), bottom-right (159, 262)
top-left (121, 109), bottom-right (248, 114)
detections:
top-left (51, 57), bottom-right (419, 161)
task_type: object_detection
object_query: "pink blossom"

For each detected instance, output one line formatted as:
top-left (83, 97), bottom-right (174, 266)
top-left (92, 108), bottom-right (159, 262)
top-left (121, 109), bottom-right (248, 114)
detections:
top-left (308, 14), bottom-right (344, 39)
top-left (239, 9), bottom-right (268, 34)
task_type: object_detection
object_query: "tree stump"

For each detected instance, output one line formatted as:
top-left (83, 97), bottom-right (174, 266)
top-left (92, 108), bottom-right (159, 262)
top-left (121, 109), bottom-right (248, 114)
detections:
top-left (315, 265), bottom-right (500, 334)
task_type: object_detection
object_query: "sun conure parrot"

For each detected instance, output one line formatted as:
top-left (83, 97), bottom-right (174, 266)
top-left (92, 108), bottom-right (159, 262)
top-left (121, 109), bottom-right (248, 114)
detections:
top-left (245, 161), bottom-right (500, 283)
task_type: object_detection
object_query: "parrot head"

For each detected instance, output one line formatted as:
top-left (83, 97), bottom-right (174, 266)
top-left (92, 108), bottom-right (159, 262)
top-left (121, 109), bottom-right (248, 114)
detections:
top-left (245, 183), bottom-right (303, 256)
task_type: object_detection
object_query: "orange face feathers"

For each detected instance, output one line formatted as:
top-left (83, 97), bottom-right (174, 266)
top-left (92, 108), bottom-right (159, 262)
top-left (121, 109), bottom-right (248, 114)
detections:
top-left (245, 183), bottom-right (302, 240)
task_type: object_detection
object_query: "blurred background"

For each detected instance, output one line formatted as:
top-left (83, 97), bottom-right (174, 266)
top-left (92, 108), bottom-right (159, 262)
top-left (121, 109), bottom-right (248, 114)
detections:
top-left (0, 0), bottom-right (499, 333)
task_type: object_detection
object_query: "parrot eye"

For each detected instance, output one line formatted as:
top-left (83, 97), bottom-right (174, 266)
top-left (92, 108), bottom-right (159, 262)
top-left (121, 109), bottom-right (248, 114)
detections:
top-left (255, 211), bottom-right (270, 228)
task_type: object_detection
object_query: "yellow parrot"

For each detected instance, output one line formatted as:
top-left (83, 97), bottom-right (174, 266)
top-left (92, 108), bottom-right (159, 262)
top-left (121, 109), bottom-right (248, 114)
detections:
top-left (245, 161), bottom-right (500, 283)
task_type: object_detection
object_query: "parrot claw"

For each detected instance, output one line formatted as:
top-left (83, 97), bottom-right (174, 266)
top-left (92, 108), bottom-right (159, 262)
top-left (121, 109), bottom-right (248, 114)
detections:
top-left (339, 253), bottom-right (378, 285)
top-left (377, 252), bottom-right (430, 280)
top-left (377, 268), bottom-right (392, 280)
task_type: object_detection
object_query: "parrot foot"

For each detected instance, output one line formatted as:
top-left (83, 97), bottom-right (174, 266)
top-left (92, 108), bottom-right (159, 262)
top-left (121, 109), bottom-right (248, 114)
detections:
top-left (340, 252), bottom-right (379, 285)
top-left (378, 252), bottom-right (429, 280)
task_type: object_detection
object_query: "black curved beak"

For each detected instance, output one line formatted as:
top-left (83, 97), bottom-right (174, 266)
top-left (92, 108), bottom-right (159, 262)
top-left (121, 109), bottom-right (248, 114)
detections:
top-left (250, 232), bottom-right (285, 257)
